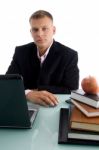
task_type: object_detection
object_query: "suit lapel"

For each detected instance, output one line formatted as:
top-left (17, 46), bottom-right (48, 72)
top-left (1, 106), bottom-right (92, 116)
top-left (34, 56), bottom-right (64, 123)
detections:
top-left (38, 41), bottom-right (59, 84)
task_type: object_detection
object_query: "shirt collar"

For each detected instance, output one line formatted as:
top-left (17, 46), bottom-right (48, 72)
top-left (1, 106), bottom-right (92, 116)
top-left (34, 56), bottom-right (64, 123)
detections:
top-left (37, 40), bottom-right (53, 63)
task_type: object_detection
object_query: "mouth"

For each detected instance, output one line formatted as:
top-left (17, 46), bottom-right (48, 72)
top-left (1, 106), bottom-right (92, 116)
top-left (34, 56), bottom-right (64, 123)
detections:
top-left (37, 40), bottom-right (43, 42)
top-left (36, 39), bottom-right (45, 43)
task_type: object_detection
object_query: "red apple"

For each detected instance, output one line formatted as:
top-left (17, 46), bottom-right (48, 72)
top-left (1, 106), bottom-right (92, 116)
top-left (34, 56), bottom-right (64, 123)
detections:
top-left (81, 76), bottom-right (99, 94)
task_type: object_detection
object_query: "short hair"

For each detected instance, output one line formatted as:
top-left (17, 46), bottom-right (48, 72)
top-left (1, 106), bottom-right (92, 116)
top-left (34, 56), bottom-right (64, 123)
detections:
top-left (29, 10), bottom-right (53, 22)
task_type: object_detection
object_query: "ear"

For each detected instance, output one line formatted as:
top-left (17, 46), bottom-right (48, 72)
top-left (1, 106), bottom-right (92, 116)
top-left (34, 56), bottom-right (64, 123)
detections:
top-left (30, 29), bottom-right (33, 37)
top-left (30, 29), bottom-right (32, 34)
top-left (53, 26), bottom-right (56, 34)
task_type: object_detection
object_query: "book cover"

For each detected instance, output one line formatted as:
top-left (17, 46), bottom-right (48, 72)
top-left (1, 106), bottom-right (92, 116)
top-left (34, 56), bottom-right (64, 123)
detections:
top-left (68, 129), bottom-right (99, 141)
top-left (70, 106), bottom-right (99, 132)
top-left (71, 89), bottom-right (99, 108)
top-left (58, 108), bottom-right (99, 145)
top-left (71, 99), bottom-right (99, 117)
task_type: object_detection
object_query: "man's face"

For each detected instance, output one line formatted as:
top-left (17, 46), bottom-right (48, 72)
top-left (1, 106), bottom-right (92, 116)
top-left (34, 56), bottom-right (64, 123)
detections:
top-left (30, 16), bottom-right (56, 50)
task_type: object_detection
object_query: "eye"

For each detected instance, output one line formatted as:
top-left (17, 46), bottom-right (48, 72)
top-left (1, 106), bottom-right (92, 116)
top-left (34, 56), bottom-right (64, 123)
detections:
top-left (31, 28), bottom-right (38, 33)
top-left (42, 27), bottom-right (48, 32)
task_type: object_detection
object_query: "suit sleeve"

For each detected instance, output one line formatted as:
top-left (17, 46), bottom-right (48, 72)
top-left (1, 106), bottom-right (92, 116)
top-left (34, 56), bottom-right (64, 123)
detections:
top-left (6, 47), bottom-right (21, 74)
top-left (38, 85), bottom-right (70, 94)
top-left (62, 51), bottom-right (79, 93)
top-left (38, 51), bottom-right (79, 94)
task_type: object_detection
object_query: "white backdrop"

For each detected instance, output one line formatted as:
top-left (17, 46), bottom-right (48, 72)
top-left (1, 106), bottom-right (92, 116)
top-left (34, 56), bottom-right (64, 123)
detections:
top-left (0, 0), bottom-right (99, 87)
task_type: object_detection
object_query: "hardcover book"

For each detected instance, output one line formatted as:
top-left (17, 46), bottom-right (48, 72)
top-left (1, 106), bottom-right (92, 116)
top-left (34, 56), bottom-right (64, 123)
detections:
top-left (71, 89), bottom-right (99, 108)
top-left (68, 129), bottom-right (99, 141)
top-left (70, 106), bottom-right (99, 132)
top-left (58, 108), bottom-right (99, 145)
top-left (71, 99), bottom-right (99, 117)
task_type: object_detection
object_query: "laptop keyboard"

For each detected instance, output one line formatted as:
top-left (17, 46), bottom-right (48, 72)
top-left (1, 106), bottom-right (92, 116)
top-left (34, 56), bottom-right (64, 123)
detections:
top-left (28, 110), bottom-right (35, 119)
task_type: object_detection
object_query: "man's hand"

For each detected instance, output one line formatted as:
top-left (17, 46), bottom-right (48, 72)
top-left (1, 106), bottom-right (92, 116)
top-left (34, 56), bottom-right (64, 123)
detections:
top-left (26, 90), bottom-right (59, 107)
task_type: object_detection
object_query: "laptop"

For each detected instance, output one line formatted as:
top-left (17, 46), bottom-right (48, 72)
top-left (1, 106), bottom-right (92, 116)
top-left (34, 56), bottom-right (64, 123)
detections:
top-left (0, 74), bottom-right (39, 128)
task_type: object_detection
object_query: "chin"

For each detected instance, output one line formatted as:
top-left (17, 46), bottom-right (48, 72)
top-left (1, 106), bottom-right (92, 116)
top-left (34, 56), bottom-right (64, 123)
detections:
top-left (37, 43), bottom-right (48, 48)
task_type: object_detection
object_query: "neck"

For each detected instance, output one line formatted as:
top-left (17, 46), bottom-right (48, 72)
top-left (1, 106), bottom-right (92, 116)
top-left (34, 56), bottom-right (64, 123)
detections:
top-left (38, 42), bottom-right (53, 56)
top-left (37, 40), bottom-right (53, 56)
top-left (38, 47), bottom-right (47, 56)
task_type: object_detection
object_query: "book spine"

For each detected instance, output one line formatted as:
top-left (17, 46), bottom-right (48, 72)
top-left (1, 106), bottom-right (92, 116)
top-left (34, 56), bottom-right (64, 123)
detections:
top-left (58, 108), bottom-right (69, 144)
top-left (71, 93), bottom-right (98, 108)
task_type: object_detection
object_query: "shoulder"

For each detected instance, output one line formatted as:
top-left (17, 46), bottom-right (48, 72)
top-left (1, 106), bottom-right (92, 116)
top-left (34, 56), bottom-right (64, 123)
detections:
top-left (14, 42), bottom-right (36, 56)
top-left (12, 42), bottom-right (37, 61)
top-left (15, 42), bottom-right (36, 52)
top-left (52, 41), bottom-right (79, 67)
top-left (53, 41), bottom-right (78, 57)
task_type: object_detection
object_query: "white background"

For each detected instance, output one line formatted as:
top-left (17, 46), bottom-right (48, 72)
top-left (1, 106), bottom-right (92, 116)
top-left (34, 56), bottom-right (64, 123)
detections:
top-left (0, 0), bottom-right (99, 87)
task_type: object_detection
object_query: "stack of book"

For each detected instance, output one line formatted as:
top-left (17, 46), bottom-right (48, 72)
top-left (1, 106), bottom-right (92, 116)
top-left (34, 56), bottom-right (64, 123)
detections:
top-left (68, 89), bottom-right (99, 141)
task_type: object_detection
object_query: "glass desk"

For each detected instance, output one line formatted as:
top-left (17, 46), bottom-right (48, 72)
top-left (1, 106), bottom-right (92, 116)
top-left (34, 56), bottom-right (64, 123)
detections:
top-left (0, 94), bottom-right (98, 150)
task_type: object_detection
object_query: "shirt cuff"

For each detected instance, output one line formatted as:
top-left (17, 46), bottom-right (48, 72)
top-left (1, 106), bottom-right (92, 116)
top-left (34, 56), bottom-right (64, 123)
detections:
top-left (25, 89), bottom-right (32, 95)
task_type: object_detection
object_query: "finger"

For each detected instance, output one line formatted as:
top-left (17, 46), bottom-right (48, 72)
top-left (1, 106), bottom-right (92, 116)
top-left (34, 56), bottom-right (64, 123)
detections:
top-left (49, 94), bottom-right (59, 104)
top-left (39, 100), bottom-right (49, 107)
top-left (41, 92), bottom-right (58, 106)
top-left (32, 95), bottom-right (49, 107)
top-left (40, 95), bottom-right (55, 106)
top-left (43, 91), bottom-right (59, 105)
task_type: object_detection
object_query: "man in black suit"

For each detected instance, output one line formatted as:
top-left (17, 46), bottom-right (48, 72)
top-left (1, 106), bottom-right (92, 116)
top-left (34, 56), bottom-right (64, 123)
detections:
top-left (6, 10), bottom-right (79, 106)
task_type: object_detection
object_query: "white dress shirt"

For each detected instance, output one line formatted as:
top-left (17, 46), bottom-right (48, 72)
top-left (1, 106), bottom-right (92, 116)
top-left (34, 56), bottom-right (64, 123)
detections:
top-left (25, 41), bottom-right (53, 95)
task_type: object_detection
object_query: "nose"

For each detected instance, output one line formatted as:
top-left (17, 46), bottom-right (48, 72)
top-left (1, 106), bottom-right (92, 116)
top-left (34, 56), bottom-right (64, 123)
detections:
top-left (37, 29), bottom-right (43, 37)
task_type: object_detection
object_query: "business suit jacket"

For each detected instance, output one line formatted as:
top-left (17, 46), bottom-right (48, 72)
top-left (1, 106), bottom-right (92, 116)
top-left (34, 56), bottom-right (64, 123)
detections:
top-left (6, 41), bottom-right (79, 94)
